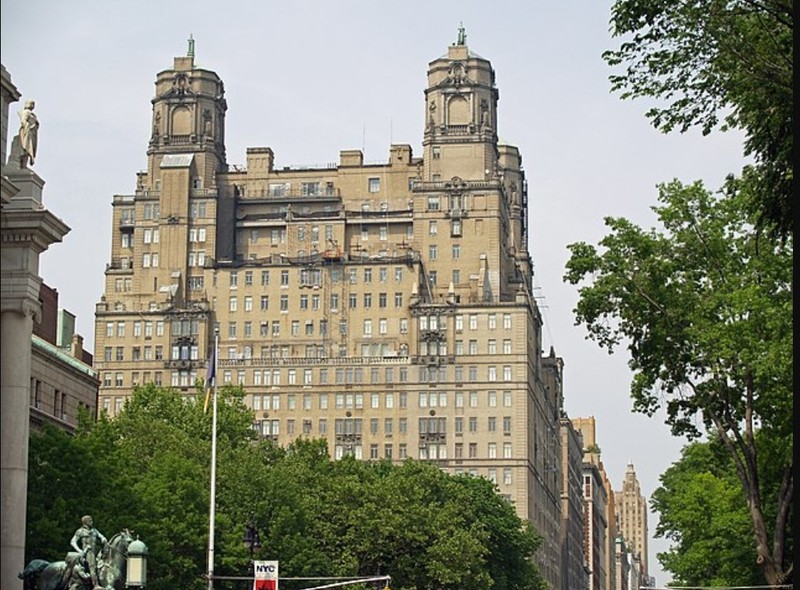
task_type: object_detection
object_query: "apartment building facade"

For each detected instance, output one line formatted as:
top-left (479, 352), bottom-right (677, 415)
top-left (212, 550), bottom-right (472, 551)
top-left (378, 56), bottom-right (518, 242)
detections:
top-left (94, 34), bottom-right (566, 587)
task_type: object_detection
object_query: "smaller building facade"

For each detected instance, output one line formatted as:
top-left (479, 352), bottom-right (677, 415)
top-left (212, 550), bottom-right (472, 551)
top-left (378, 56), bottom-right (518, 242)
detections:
top-left (30, 284), bottom-right (98, 433)
top-left (560, 416), bottom-right (588, 590)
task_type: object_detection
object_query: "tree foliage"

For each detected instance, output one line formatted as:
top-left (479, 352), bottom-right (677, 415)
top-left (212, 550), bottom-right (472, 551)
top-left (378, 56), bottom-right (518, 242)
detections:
top-left (651, 436), bottom-right (792, 585)
top-left (564, 179), bottom-right (792, 584)
top-left (26, 384), bottom-right (545, 590)
top-left (604, 0), bottom-right (793, 236)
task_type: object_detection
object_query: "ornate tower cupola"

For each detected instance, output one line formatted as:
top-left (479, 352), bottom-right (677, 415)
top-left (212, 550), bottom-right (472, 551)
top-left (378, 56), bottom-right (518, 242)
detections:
top-left (146, 35), bottom-right (227, 188)
top-left (422, 23), bottom-right (499, 181)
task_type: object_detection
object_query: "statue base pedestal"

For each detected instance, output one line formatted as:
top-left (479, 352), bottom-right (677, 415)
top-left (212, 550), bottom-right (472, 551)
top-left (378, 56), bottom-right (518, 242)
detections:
top-left (3, 166), bottom-right (45, 208)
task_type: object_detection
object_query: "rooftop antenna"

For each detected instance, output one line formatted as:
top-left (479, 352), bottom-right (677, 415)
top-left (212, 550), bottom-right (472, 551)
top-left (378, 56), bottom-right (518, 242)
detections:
top-left (187, 34), bottom-right (195, 58)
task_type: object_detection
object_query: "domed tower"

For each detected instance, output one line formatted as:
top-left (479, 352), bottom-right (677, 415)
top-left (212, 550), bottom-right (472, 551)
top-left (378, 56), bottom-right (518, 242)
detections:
top-left (422, 23), bottom-right (499, 181)
top-left (146, 35), bottom-right (227, 188)
top-left (414, 25), bottom-right (531, 304)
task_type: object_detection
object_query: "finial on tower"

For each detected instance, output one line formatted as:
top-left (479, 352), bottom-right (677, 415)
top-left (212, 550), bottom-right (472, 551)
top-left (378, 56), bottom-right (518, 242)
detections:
top-left (456, 22), bottom-right (467, 46)
top-left (187, 34), bottom-right (195, 58)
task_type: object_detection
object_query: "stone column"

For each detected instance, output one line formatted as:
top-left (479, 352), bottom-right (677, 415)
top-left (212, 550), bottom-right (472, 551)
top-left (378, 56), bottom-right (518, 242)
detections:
top-left (1, 168), bottom-right (69, 589)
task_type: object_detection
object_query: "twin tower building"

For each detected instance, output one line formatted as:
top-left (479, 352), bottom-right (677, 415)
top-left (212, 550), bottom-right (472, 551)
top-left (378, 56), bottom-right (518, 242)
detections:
top-left (95, 34), bottom-right (587, 588)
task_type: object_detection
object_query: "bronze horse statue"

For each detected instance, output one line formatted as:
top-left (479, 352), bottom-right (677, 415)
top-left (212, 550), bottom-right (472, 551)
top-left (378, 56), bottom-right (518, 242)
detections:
top-left (18, 528), bottom-right (135, 590)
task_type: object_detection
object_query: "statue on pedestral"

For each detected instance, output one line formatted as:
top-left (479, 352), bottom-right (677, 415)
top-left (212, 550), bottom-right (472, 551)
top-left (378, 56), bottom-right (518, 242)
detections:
top-left (18, 99), bottom-right (39, 167)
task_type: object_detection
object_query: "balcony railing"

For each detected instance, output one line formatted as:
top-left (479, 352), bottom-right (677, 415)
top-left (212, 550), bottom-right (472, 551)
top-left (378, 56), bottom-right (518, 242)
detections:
top-left (218, 355), bottom-right (410, 369)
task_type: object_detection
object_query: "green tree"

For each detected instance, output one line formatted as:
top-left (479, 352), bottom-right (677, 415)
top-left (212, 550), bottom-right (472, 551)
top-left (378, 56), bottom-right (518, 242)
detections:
top-left (604, 0), bottom-right (793, 236)
top-left (564, 179), bottom-right (792, 584)
top-left (27, 386), bottom-right (546, 589)
top-left (652, 439), bottom-right (763, 585)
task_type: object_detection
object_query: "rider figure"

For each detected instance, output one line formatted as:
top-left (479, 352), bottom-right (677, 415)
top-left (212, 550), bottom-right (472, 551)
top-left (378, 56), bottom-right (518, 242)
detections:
top-left (70, 515), bottom-right (107, 589)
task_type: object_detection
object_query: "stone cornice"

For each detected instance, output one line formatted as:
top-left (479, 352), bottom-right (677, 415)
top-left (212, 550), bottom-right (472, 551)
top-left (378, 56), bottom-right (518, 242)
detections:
top-left (1, 206), bottom-right (70, 252)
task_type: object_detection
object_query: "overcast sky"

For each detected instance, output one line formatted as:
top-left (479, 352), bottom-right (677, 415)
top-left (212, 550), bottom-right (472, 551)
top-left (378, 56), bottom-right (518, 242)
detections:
top-left (2, 1), bottom-right (750, 584)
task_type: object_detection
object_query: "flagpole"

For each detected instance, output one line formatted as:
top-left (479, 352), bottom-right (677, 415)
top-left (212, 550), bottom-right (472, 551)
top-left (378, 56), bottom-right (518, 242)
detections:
top-left (207, 327), bottom-right (219, 590)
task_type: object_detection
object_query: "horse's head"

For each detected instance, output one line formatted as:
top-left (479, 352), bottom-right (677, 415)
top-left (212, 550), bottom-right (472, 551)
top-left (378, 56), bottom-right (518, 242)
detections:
top-left (98, 529), bottom-right (136, 588)
top-left (106, 528), bottom-right (135, 560)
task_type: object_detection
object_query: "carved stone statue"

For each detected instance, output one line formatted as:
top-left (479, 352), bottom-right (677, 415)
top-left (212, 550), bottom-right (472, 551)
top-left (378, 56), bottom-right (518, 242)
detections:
top-left (18, 99), bottom-right (39, 167)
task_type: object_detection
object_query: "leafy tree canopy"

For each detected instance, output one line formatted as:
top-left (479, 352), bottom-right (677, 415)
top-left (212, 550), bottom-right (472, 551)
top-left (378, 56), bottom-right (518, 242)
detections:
top-left (651, 436), bottom-right (790, 585)
top-left (564, 178), bottom-right (792, 584)
top-left (604, 0), bottom-right (793, 236)
top-left (27, 384), bottom-right (545, 590)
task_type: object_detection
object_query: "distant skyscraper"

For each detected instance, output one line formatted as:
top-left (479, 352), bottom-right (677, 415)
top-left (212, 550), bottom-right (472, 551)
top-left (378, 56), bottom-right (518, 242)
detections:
top-left (615, 462), bottom-right (649, 584)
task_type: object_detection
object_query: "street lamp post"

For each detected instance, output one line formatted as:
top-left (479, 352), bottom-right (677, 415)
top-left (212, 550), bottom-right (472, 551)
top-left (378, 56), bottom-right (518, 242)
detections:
top-left (243, 523), bottom-right (262, 578)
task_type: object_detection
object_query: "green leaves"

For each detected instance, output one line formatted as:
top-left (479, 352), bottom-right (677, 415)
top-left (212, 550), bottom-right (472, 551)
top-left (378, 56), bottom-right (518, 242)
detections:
top-left (652, 439), bottom-right (768, 586)
top-left (564, 178), bottom-right (793, 583)
top-left (604, 0), bottom-right (793, 236)
top-left (27, 387), bottom-right (545, 590)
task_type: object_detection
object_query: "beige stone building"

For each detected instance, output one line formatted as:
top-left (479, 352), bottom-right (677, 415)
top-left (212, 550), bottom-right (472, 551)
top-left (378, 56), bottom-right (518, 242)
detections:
top-left (560, 416), bottom-right (589, 590)
top-left (615, 462), bottom-right (649, 586)
top-left (93, 33), bottom-right (569, 587)
top-left (573, 416), bottom-right (619, 590)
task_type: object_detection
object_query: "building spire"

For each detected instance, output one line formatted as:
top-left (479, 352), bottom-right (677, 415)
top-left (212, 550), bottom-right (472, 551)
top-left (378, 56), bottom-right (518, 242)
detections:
top-left (456, 22), bottom-right (467, 46)
top-left (187, 34), bottom-right (195, 58)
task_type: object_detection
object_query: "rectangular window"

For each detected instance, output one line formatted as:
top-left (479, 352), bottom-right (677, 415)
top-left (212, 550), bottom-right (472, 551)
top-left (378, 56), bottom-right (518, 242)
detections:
top-left (368, 178), bottom-right (380, 193)
top-left (302, 182), bottom-right (321, 196)
top-left (469, 391), bottom-right (478, 407)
